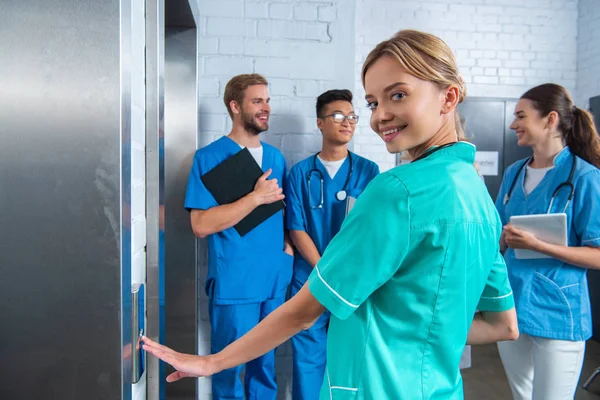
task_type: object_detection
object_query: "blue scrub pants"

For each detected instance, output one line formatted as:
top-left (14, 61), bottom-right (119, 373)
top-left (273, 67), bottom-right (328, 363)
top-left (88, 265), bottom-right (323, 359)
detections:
top-left (290, 275), bottom-right (329, 400)
top-left (209, 296), bottom-right (284, 400)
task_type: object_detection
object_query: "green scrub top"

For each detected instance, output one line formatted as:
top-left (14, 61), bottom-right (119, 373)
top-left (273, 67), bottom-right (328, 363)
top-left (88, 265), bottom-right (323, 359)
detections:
top-left (307, 142), bottom-right (514, 399)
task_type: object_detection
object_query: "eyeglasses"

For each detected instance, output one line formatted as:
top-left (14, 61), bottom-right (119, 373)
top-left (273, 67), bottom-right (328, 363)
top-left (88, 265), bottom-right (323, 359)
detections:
top-left (322, 113), bottom-right (359, 124)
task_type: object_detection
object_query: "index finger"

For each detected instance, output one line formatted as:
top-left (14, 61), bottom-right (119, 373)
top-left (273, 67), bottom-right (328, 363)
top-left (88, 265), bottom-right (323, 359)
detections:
top-left (142, 336), bottom-right (176, 355)
top-left (505, 225), bottom-right (522, 235)
top-left (503, 224), bottom-right (516, 232)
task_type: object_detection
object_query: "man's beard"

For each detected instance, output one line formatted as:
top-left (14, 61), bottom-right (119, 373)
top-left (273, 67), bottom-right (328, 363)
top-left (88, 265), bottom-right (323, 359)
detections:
top-left (242, 111), bottom-right (268, 135)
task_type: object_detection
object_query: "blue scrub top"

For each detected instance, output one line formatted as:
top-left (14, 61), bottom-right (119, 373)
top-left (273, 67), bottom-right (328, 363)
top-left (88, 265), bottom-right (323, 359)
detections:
top-left (496, 147), bottom-right (600, 341)
top-left (184, 136), bottom-right (293, 305)
top-left (284, 152), bottom-right (379, 280)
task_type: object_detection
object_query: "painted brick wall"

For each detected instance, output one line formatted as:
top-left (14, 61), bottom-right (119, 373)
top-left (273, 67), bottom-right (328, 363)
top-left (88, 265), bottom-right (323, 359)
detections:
top-left (353, 0), bottom-right (579, 171)
top-left (195, 0), bottom-right (355, 166)
top-left (194, 1), bottom-right (356, 399)
top-left (576, 0), bottom-right (600, 108)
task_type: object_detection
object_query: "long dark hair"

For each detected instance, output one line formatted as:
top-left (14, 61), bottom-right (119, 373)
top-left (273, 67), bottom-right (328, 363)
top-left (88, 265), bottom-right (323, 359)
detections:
top-left (521, 83), bottom-right (600, 168)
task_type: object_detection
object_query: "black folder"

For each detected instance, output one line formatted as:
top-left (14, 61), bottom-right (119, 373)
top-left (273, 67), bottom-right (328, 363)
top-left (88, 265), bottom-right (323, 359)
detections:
top-left (200, 147), bottom-right (285, 236)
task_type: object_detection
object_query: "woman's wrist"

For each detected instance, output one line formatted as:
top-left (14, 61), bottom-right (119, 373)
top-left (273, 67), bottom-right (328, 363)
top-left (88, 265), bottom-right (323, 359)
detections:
top-left (207, 353), bottom-right (224, 376)
top-left (532, 239), bottom-right (553, 254)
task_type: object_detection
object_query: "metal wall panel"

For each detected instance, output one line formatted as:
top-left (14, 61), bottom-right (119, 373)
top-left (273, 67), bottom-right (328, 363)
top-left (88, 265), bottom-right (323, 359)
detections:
top-left (164, 26), bottom-right (198, 400)
top-left (590, 95), bottom-right (600, 127)
top-left (0, 1), bottom-right (131, 399)
top-left (121, 0), bottom-right (134, 397)
top-left (145, 0), bottom-right (165, 398)
top-left (456, 98), bottom-right (531, 201)
top-left (458, 100), bottom-right (507, 200)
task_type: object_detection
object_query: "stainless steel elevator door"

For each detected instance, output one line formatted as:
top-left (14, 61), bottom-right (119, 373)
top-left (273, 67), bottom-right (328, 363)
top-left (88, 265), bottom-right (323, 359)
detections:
top-left (0, 1), bottom-right (125, 399)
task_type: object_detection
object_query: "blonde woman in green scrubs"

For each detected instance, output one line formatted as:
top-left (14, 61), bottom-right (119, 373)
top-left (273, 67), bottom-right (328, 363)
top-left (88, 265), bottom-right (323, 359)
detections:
top-left (142, 30), bottom-right (519, 399)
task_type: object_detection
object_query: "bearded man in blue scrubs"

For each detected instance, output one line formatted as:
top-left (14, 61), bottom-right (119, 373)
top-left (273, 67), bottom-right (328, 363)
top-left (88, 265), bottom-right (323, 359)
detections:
top-left (184, 73), bottom-right (294, 400)
top-left (284, 89), bottom-right (379, 400)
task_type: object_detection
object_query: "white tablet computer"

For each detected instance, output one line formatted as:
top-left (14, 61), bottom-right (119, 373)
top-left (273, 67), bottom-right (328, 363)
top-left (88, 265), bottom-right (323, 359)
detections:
top-left (509, 213), bottom-right (568, 260)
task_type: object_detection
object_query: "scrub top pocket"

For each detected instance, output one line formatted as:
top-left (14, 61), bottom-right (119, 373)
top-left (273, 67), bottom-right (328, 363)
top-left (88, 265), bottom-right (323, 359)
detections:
top-left (528, 272), bottom-right (574, 338)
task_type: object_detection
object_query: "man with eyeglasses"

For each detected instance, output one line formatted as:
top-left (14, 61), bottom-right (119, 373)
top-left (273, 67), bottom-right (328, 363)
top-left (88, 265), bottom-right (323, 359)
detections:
top-left (283, 89), bottom-right (379, 399)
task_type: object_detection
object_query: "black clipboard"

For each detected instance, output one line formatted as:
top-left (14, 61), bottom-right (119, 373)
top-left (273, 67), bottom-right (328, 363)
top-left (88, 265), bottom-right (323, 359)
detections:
top-left (201, 147), bottom-right (285, 236)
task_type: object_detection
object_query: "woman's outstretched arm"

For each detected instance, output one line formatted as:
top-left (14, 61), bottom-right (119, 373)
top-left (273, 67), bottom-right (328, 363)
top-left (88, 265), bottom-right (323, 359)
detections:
top-left (142, 284), bottom-right (325, 382)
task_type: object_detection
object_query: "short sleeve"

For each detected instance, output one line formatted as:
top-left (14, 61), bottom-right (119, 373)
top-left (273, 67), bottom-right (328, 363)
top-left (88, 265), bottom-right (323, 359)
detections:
top-left (184, 153), bottom-right (218, 211)
top-left (573, 168), bottom-right (600, 247)
top-left (307, 174), bottom-right (410, 320)
top-left (477, 251), bottom-right (515, 312)
top-left (284, 167), bottom-right (307, 232)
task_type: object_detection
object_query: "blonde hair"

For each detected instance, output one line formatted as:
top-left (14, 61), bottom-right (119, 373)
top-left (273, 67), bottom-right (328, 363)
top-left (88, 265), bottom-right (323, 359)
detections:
top-left (362, 30), bottom-right (466, 139)
top-left (223, 74), bottom-right (269, 119)
top-left (362, 30), bottom-right (465, 100)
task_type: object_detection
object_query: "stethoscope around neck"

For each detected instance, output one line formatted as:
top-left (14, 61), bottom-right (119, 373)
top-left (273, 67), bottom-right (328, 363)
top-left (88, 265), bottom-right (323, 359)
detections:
top-left (308, 151), bottom-right (353, 209)
top-left (503, 154), bottom-right (577, 213)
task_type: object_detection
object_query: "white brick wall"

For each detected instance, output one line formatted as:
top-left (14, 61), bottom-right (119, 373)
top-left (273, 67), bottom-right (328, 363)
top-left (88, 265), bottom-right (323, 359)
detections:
top-left (131, 0), bottom-right (147, 398)
top-left (576, 0), bottom-right (600, 108)
top-left (353, 0), bottom-right (579, 171)
top-left (195, 1), bottom-right (355, 399)
top-left (197, 0), bottom-right (355, 165)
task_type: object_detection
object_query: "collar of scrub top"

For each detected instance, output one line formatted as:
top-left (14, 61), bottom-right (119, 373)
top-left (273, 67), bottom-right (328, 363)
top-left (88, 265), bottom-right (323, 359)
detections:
top-left (503, 149), bottom-right (577, 213)
top-left (411, 142), bottom-right (458, 163)
top-left (308, 151), bottom-right (354, 209)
